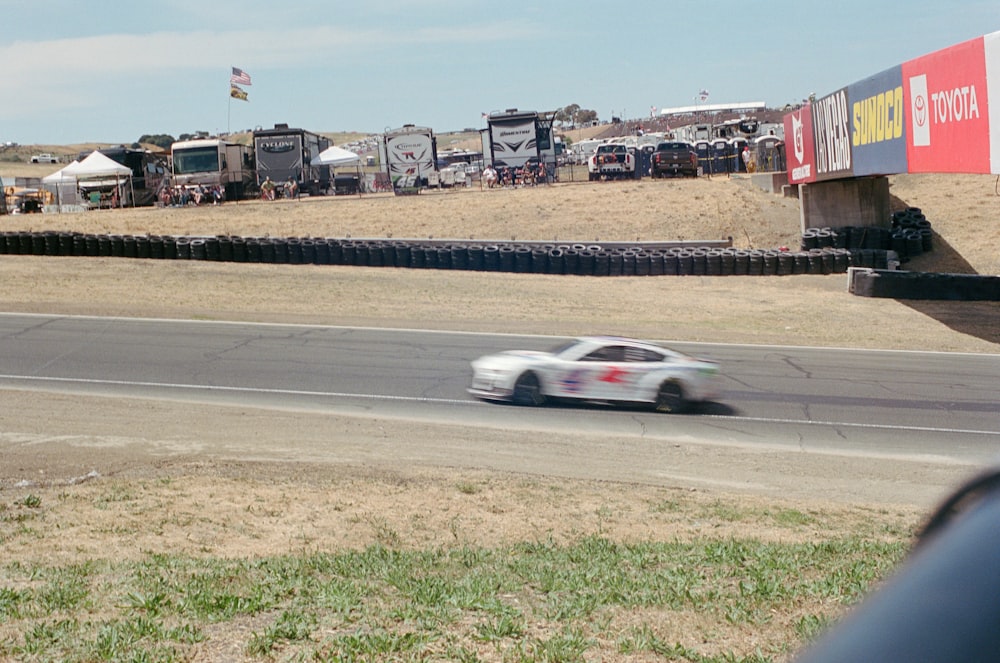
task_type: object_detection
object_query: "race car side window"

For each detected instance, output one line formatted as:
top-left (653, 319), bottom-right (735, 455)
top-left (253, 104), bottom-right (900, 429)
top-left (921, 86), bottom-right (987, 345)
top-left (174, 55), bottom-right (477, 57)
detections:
top-left (624, 347), bottom-right (663, 362)
top-left (581, 346), bottom-right (625, 362)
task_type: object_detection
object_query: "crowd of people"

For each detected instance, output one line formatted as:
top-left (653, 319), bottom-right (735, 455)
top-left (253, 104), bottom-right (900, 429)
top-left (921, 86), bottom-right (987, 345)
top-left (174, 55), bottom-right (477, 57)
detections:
top-left (158, 183), bottom-right (224, 207)
top-left (481, 161), bottom-right (550, 189)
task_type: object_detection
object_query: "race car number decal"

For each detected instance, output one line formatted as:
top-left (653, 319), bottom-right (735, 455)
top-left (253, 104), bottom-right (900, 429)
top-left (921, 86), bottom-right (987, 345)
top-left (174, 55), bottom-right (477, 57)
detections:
top-left (559, 366), bottom-right (633, 393)
top-left (559, 369), bottom-right (589, 393)
top-left (597, 366), bottom-right (630, 384)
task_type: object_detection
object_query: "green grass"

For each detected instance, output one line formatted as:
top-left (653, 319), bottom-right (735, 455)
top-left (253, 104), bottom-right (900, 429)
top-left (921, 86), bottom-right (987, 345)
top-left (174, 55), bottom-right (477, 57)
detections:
top-left (0, 535), bottom-right (908, 662)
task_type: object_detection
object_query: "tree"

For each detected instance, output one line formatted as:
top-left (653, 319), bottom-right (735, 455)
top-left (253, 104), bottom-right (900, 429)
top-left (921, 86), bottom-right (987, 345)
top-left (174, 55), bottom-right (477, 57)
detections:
top-left (136, 134), bottom-right (176, 150)
top-left (556, 104), bottom-right (581, 124)
top-left (575, 109), bottom-right (599, 125)
top-left (555, 105), bottom-right (599, 126)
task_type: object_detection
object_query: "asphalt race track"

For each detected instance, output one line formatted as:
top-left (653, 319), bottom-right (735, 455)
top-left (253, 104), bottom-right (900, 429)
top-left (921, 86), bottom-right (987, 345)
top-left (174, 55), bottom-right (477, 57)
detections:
top-left (1, 313), bottom-right (998, 469)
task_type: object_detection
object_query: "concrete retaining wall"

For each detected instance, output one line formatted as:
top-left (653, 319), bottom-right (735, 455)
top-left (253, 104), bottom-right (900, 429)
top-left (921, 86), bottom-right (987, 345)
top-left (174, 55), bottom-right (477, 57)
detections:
top-left (799, 177), bottom-right (890, 233)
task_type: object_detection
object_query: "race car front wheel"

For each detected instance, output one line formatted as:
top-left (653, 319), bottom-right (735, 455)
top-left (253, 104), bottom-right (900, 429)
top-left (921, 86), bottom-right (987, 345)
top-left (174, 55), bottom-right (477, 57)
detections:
top-left (512, 372), bottom-right (546, 406)
top-left (654, 381), bottom-right (686, 413)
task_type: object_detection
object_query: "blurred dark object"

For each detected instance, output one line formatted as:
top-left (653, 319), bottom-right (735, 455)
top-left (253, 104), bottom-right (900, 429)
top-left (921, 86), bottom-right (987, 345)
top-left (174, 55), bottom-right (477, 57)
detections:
top-left (793, 466), bottom-right (1000, 662)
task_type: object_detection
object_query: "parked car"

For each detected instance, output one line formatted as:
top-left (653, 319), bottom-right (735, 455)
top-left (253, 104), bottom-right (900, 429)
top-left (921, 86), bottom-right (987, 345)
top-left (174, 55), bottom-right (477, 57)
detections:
top-left (469, 336), bottom-right (721, 413)
top-left (587, 144), bottom-right (635, 181)
top-left (30, 153), bottom-right (59, 164)
top-left (651, 142), bottom-right (699, 178)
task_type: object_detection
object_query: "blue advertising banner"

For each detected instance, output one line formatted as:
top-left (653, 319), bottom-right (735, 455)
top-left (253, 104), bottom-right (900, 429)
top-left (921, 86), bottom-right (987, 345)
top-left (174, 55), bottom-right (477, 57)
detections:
top-left (848, 66), bottom-right (908, 176)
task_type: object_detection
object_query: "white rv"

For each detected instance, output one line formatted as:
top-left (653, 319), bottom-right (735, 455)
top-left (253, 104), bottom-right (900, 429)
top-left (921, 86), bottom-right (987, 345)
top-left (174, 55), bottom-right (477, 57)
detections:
top-left (379, 125), bottom-right (438, 193)
top-left (170, 138), bottom-right (254, 200)
top-left (482, 109), bottom-right (557, 175)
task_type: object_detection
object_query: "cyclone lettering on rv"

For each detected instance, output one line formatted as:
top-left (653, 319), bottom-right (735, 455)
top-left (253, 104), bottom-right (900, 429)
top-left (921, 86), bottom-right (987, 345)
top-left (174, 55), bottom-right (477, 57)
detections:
top-left (260, 140), bottom-right (296, 153)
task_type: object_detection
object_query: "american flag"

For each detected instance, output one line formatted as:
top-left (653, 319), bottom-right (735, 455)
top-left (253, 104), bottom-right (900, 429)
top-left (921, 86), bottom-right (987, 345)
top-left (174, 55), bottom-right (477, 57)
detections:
top-left (230, 67), bottom-right (252, 86)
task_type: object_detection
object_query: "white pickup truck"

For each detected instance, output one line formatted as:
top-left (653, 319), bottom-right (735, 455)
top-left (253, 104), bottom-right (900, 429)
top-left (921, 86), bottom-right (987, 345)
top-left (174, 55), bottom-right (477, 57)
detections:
top-left (587, 144), bottom-right (634, 181)
top-left (30, 153), bottom-right (59, 164)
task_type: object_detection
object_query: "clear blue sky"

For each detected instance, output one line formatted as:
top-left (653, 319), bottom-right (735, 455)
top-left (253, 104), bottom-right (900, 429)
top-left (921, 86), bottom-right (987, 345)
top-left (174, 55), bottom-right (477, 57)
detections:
top-left (1, 0), bottom-right (997, 145)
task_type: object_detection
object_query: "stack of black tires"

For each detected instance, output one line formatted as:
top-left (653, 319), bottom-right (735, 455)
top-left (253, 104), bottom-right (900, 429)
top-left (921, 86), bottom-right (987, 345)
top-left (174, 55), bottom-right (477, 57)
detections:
top-left (1, 230), bottom-right (889, 277)
top-left (801, 207), bottom-right (933, 264)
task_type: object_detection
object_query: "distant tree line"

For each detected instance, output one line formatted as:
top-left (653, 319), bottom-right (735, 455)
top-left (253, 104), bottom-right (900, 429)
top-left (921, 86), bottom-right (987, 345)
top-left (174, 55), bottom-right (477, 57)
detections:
top-left (136, 132), bottom-right (210, 150)
top-left (554, 104), bottom-right (599, 127)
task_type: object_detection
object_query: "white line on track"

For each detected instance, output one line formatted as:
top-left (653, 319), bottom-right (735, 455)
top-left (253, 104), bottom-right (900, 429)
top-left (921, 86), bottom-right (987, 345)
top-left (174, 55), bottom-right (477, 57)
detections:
top-left (2, 374), bottom-right (997, 438)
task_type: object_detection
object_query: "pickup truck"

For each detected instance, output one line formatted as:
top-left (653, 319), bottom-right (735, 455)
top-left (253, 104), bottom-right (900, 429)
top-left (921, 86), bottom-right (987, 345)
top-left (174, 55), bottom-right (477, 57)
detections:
top-left (650, 142), bottom-right (698, 178)
top-left (587, 144), bottom-right (635, 181)
top-left (30, 153), bottom-right (59, 164)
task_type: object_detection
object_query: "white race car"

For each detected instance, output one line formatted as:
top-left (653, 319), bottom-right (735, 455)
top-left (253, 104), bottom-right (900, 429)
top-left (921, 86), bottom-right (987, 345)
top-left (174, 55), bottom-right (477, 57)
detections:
top-left (469, 336), bottom-right (721, 413)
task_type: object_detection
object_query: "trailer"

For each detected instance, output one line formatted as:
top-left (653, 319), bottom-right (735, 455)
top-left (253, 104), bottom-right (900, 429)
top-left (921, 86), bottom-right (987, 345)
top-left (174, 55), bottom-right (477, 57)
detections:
top-left (482, 109), bottom-right (557, 178)
top-left (252, 124), bottom-right (330, 196)
top-left (379, 125), bottom-right (438, 193)
top-left (170, 138), bottom-right (254, 200)
top-left (570, 138), bottom-right (604, 165)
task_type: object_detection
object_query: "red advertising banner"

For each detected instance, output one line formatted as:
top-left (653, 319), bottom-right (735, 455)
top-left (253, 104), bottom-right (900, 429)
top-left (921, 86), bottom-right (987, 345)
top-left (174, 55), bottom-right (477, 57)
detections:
top-left (784, 104), bottom-right (816, 184)
top-left (986, 32), bottom-right (1000, 174)
top-left (902, 36), bottom-right (990, 173)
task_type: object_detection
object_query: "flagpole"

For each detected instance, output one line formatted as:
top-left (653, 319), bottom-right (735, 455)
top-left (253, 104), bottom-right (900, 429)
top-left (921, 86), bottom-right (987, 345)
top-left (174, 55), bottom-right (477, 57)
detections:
top-left (227, 67), bottom-right (232, 135)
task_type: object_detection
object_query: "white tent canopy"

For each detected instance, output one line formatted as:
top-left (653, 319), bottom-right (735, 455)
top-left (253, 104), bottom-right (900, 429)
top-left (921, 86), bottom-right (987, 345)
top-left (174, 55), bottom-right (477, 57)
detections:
top-left (42, 160), bottom-right (80, 184)
top-left (63, 150), bottom-right (132, 178)
top-left (41, 161), bottom-right (83, 209)
top-left (311, 145), bottom-right (360, 167)
top-left (312, 145), bottom-right (363, 196)
top-left (59, 150), bottom-right (134, 208)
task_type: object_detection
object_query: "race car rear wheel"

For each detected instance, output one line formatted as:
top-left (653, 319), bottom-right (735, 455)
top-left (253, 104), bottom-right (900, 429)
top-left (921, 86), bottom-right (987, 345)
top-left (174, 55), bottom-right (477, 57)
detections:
top-left (512, 372), bottom-right (545, 406)
top-left (654, 381), bottom-right (686, 413)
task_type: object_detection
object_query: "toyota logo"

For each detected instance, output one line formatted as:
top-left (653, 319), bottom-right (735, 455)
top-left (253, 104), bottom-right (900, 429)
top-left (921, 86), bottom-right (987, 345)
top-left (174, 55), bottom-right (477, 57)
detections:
top-left (914, 94), bottom-right (927, 127)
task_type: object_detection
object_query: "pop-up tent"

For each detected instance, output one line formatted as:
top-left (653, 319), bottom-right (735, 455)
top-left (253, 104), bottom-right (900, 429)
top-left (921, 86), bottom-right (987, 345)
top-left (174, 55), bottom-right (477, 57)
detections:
top-left (41, 160), bottom-right (82, 209)
top-left (311, 145), bottom-right (363, 195)
top-left (311, 145), bottom-right (360, 167)
top-left (62, 151), bottom-right (134, 207)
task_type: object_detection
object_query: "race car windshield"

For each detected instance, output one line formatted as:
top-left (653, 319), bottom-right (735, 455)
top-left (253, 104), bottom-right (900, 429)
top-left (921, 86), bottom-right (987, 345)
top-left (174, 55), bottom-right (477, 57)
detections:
top-left (549, 340), bottom-right (583, 357)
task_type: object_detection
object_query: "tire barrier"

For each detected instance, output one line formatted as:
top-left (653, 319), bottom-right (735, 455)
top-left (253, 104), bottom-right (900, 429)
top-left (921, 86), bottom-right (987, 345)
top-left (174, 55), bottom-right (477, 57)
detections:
top-left (850, 268), bottom-right (1000, 301)
top-left (3, 229), bottom-right (893, 278)
top-left (802, 208), bottom-right (934, 264)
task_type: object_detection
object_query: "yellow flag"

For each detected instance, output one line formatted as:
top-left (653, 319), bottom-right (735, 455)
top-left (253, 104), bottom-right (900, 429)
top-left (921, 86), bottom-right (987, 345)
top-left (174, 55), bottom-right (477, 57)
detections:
top-left (230, 85), bottom-right (248, 101)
